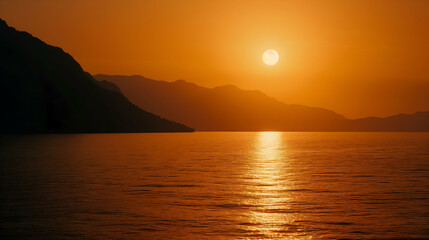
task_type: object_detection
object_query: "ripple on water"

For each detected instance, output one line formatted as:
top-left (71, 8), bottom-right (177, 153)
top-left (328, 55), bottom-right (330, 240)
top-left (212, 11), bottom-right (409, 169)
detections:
top-left (1, 132), bottom-right (428, 239)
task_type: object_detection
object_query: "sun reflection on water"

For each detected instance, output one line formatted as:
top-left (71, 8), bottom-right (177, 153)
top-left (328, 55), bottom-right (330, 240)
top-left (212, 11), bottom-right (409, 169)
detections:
top-left (241, 132), bottom-right (311, 239)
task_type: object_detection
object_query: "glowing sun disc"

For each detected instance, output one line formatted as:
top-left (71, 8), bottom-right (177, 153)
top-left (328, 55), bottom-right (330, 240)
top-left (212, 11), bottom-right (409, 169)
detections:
top-left (262, 49), bottom-right (279, 65)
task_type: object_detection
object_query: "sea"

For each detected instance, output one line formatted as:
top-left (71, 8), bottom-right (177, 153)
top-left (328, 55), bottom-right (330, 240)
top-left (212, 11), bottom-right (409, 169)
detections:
top-left (1, 132), bottom-right (428, 239)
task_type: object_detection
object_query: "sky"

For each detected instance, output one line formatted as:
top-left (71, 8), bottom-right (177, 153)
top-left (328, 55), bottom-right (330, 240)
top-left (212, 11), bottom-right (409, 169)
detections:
top-left (1, 0), bottom-right (428, 118)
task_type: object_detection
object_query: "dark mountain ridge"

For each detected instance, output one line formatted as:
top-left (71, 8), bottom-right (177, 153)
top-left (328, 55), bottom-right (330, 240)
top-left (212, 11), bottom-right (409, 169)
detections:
top-left (0, 19), bottom-right (193, 133)
top-left (95, 74), bottom-right (429, 132)
top-left (337, 111), bottom-right (429, 132)
top-left (94, 74), bottom-right (343, 131)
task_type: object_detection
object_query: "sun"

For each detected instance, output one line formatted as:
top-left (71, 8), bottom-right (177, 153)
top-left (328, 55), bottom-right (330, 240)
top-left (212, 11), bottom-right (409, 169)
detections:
top-left (262, 49), bottom-right (279, 65)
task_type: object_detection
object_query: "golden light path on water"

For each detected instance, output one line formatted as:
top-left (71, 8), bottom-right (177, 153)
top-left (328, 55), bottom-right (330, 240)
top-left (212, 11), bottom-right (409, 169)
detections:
top-left (242, 132), bottom-right (311, 239)
top-left (2, 133), bottom-right (429, 239)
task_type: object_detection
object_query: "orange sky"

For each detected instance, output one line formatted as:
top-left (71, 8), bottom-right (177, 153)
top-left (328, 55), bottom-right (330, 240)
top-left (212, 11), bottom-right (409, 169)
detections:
top-left (1, 0), bottom-right (428, 118)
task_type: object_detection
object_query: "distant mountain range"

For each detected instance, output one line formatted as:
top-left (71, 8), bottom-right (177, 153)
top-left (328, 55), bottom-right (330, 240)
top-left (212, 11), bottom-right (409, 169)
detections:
top-left (1, 17), bottom-right (426, 133)
top-left (338, 111), bottom-right (429, 132)
top-left (0, 19), bottom-right (193, 133)
top-left (95, 74), bottom-right (429, 132)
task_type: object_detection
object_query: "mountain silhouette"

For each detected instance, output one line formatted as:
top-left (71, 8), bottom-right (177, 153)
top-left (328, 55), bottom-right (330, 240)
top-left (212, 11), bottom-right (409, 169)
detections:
top-left (95, 75), bottom-right (429, 131)
top-left (94, 74), bottom-right (347, 131)
top-left (0, 19), bottom-right (193, 133)
top-left (337, 111), bottom-right (429, 132)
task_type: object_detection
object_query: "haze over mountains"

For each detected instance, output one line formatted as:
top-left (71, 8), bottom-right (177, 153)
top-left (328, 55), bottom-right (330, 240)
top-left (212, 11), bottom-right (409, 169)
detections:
top-left (0, 19), bottom-right (193, 133)
top-left (95, 75), bottom-right (429, 132)
top-left (1, 17), bottom-right (427, 133)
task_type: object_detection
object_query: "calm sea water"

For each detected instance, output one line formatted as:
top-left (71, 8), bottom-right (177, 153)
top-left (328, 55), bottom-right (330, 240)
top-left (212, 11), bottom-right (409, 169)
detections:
top-left (1, 132), bottom-right (429, 239)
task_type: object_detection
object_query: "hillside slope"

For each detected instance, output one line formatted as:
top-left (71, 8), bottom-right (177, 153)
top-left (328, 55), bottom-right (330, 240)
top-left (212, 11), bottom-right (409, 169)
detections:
top-left (95, 74), bottom-right (345, 131)
top-left (0, 19), bottom-right (193, 133)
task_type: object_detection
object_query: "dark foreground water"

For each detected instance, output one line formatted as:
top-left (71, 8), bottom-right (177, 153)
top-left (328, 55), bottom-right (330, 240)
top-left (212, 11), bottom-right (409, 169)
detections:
top-left (1, 132), bottom-right (429, 239)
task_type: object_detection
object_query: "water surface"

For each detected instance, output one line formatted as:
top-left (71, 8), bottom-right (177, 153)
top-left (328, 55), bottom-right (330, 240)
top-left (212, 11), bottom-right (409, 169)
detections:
top-left (1, 132), bottom-right (429, 239)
